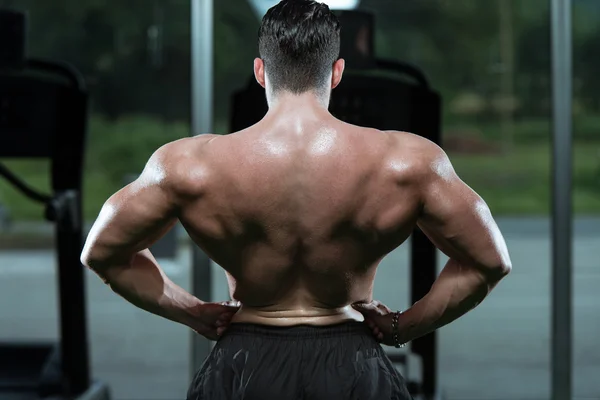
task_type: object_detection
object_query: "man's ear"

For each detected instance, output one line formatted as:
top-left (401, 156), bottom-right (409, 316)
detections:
top-left (331, 58), bottom-right (345, 90)
top-left (254, 58), bottom-right (266, 88)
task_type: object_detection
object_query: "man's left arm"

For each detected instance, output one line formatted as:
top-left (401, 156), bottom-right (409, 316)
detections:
top-left (81, 141), bottom-right (236, 338)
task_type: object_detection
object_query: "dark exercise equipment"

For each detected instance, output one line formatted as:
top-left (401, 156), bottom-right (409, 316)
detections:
top-left (0, 9), bottom-right (110, 400)
top-left (230, 10), bottom-right (443, 400)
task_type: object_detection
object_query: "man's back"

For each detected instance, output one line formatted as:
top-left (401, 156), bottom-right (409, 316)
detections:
top-left (178, 113), bottom-right (423, 324)
top-left (80, 2), bottom-right (511, 398)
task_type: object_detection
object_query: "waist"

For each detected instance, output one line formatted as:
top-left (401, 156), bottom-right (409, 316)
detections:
top-left (231, 304), bottom-right (364, 326)
top-left (225, 321), bottom-right (371, 339)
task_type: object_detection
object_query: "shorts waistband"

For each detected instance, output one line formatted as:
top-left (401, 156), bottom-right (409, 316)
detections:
top-left (225, 321), bottom-right (371, 339)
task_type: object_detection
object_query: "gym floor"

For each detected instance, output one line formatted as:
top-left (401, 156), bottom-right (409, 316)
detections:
top-left (0, 217), bottom-right (598, 400)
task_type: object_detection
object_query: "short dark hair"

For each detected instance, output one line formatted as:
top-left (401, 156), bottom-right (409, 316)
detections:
top-left (258, 0), bottom-right (341, 94)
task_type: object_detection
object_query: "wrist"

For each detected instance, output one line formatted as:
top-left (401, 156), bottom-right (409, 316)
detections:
top-left (159, 285), bottom-right (205, 329)
top-left (395, 309), bottom-right (417, 344)
top-left (181, 298), bottom-right (206, 329)
top-left (391, 311), bottom-right (407, 348)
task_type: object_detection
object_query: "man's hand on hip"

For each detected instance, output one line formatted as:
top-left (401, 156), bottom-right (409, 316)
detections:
top-left (192, 301), bottom-right (241, 341)
top-left (352, 300), bottom-right (397, 346)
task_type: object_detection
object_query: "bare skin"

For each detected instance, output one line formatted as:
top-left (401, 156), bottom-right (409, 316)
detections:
top-left (81, 58), bottom-right (511, 344)
top-left (180, 118), bottom-right (422, 327)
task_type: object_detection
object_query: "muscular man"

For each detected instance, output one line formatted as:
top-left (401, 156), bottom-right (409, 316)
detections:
top-left (81, 1), bottom-right (512, 399)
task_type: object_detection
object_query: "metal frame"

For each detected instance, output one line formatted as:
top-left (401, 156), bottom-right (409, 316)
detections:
top-left (550, 0), bottom-right (573, 399)
top-left (0, 54), bottom-right (100, 397)
top-left (190, 0), bottom-right (214, 380)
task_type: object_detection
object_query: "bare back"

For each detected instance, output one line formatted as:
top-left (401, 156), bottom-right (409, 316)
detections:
top-left (178, 115), bottom-right (425, 325)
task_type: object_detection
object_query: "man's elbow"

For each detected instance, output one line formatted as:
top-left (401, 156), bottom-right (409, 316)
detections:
top-left (80, 246), bottom-right (111, 283)
top-left (486, 258), bottom-right (512, 282)
top-left (80, 241), bottom-right (98, 269)
top-left (498, 249), bottom-right (513, 276)
top-left (497, 261), bottom-right (512, 278)
top-left (80, 246), bottom-right (92, 269)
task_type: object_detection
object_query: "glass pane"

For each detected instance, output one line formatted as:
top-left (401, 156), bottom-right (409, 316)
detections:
top-left (214, 0), bottom-right (261, 134)
top-left (360, 0), bottom-right (551, 398)
top-left (573, 1), bottom-right (600, 398)
top-left (0, 1), bottom-right (192, 399)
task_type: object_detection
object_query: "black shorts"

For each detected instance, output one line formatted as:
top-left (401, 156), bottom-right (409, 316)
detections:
top-left (187, 322), bottom-right (413, 400)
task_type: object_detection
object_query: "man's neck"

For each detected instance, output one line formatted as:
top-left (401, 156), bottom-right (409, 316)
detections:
top-left (266, 90), bottom-right (331, 116)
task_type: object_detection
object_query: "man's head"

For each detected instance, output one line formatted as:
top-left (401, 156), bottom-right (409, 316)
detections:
top-left (255, 0), bottom-right (345, 103)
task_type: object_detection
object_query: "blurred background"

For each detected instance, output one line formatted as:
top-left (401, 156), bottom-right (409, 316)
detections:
top-left (0, 0), bottom-right (598, 399)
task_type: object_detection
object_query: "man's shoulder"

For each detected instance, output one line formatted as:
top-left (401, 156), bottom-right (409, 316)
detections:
top-left (149, 135), bottom-right (209, 168)
top-left (160, 134), bottom-right (217, 153)
top-left (321, 122), bottom-right (447, 181)
top-left (149, 135), bottom-right (219, 195)
top-left (384, 130), bottom-right (441, 153)
top-left (381, 130), bottom-right (447, 174)
top-left (346, 124), bottom-right (441, 155)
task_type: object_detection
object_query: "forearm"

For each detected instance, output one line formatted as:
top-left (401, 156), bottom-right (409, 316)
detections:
top-left (398, 258), bottom-right (506, 343)
top-left (87, 249), bottom-right (203, 329)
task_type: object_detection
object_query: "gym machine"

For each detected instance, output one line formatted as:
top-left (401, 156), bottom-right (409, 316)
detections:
top-left (229, 10), bottom-right (443, 400)
top-left (0, 9), bottom-right (110, 400)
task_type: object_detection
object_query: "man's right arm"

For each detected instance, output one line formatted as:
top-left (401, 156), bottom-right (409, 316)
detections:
top-left (396, 139), bottom-right (512, 344)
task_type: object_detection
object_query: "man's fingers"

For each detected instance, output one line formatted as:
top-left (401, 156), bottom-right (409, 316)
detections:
top-left (352, 302), bottom-right (376, 313)
top-left (221, 300), bottom-right (241, 307)
top-left (216, 326), bottom-right (227, 336)
top-left (376, 303), bottom-right (393, 314)
top-left (353, 301), bottom-right (393, 317)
